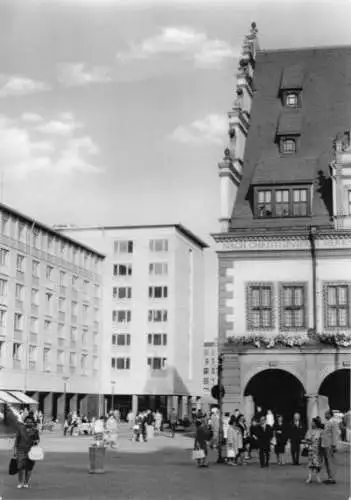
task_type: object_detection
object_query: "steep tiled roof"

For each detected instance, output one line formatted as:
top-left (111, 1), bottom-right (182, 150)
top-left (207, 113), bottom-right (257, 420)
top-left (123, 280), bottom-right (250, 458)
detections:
top-left (230, 46), bottom-right (351, 232)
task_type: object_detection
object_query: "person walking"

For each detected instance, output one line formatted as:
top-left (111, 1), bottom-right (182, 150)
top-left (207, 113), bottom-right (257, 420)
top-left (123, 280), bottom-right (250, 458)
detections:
top-left (169, 408), bottom-right (177, 438)
top-left (14, 412), bottom-right (40, 489)
top-left (273, 415), bottom-right (288, 465)
top-left (255, 415), bottom-right (273, 468)
top-left (127, 409), bottom-right (135, 440)
top-left (194, 419), bottom-right (208, 468)
top-left (106, 412), bottom-right (118, 449)
top-left (226, 416), bottom-right (238, 466)
top-left (320, 410), bottom-right (338, 484)
top-left (303, 417), bottom-right (323, 484)
top-left (248, 417), bottom-right (259, 460)
top-left (236, 415), bottom-right (247, 465)
top-left (289, 412), bottom-right (305, 465)
top-left (154, 410), bottom-right (163, 436)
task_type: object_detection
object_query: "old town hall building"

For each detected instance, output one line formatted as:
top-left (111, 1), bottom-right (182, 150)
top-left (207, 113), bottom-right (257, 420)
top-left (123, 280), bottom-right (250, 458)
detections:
top-left (213, 24), bottom-right (351, 423)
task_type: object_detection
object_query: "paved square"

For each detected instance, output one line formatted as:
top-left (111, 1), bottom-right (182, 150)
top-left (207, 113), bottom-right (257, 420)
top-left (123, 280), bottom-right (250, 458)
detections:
top-left (0, 432), bottom-right (349, 500)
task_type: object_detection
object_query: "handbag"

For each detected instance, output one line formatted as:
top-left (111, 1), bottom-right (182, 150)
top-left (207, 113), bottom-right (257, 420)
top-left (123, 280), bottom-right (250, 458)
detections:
top-left (301, 446), bottom-right (309, 457)
top-left (28, 446), bottom-right (44, 461)
top-left (9, 457), bottom-right (18, 475)
top-left (192, 449), bottom-right (205, 460)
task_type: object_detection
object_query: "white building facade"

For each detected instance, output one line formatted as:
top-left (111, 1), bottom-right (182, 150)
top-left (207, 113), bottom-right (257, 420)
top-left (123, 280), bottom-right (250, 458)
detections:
top-left (0, 203), bottom-right (104, 424)
top-left (57, 224), bottom-right (207, 419)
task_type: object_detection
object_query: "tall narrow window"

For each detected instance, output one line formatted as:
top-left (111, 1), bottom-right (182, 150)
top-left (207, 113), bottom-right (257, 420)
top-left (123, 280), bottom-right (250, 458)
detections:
top-left (281, 138), bottom-right (296, 154)
top-left (292, 188), bottom-right (308, 216)
top-left (257, 190), bottom-right (272, 217)
top-left (281, 285), bottom-right (305, 329)
top-left (325, 285), bottom-right (350, 328)
top-left (275, 190), bottom-right (289, 217)
top-left (247, 285), bottom-right (273, 329)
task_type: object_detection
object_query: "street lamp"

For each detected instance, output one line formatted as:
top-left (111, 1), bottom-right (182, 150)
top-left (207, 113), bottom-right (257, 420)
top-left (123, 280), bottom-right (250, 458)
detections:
top-left (111, 380), bottom-right (116, 412)
top-left (62, 376), bottom-right (69, 422)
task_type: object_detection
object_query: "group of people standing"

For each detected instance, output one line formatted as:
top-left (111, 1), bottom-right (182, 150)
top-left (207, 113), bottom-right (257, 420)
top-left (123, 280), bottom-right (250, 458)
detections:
top-left (194, 407), bottom-right (340, 485)
top-left (127, 409), bottom-right (166, 442)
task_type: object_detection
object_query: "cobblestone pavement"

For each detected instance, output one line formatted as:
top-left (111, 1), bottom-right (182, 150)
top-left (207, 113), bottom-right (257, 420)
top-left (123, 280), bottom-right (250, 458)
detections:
top-left (0, 433), bottom-right (349, 500)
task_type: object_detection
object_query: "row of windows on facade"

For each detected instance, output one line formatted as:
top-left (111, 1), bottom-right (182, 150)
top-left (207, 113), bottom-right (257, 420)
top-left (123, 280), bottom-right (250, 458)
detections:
top-left (0, 310), bottom-right (99, 343)
top-left (0, 281), bottom-right (96, 313)
top-left (0, 213), bottom-right (100, 271)
top-left (112, 262), bottom-right (168, 278)
top-left (256, 186), bottom-right (310, 218)
top-left (112, 286), bottom-right (168, 300)
top-left (203, 376), bottom-right (217, 386)
top-left (111, 357), bottom-right (167, 370)
top-left (112, 309), bottom-right (168, 323)
top-left (111, 333), bottom-right (167, 347)
top-left (1, 342), bottom-right (99, 372)
top-left (113, 239), bottom-right (169, 255)
top-left (203, 367), bottom-right (216, 375)
top-left (247, 283), bottom-right (350, 329)
top-left (0, 249), bottom-right (101, 295)
top-left (203, 347), bottom-right (217, 357)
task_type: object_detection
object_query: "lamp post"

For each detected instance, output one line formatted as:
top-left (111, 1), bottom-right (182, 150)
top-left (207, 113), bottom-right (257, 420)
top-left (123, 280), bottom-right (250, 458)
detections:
top-left (62, 376), bottom-right (69, 422)
top-left (111, 380), bottom-right (116, 412)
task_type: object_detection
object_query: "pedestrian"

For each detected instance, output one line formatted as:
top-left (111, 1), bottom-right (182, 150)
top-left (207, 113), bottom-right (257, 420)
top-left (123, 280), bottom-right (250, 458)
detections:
top-left (63, 417), bottom-right (69, 437)
top-left (169, 408), bottom-right (177, 438)
top-left (127, 409), bottom-right (135, 440)
top-left (320, 410), bottom-right (338, 484)
top-left (193, 419), bottom-right (208, 468)
top-left (303, 417), bottom-right (323, 484)
top-left (255, 415), bottom-right (273, 468)
top-left (266, 409), bottom-right (275, 427)
top-left (236, 415), bottom-right (247, 465)
top-left (273, 415), bottom-right (288, 465)
top-left (154, 409), bottom-right (163, 436)
top-left (146, 410), bottom-right (155, 440)
top-left (106, 412), bottom-right (118, 448)
top-left (289, 412), bottom-right (305, 465)
top-left (14, 412), bottom-right (40, 489)
top-left (226, 416), bottom-right (240, 466)
top-left (248, 417), bottom-right (259, 460)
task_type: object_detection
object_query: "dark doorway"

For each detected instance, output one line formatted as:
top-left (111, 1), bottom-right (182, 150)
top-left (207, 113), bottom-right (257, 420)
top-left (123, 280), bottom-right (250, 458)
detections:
top-left (319, 369), bottom-right (350, 413)
top-left (244, 369), bottom-right (306, 423)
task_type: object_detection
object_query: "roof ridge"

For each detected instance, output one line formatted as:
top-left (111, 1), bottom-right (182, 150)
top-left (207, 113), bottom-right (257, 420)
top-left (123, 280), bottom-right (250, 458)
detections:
top-left (258, 44), bottom-right (351, 54)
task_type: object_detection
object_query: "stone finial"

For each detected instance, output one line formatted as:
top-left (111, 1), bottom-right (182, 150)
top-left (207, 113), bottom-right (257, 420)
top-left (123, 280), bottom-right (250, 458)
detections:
top-left (250, 22), bottom-right (258, 37)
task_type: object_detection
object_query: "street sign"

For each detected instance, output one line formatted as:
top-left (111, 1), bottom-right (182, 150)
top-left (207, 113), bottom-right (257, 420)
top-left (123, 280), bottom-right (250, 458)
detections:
top-left (211, 384), bottom-right (225, 400)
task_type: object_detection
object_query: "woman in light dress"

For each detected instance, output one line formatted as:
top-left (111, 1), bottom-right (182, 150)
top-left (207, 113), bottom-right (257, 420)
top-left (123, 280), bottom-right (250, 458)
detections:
top-left (303, 417), bottom-right (323, 484)
top-left (226, 416), bottom-right (243, 466)
top-left (106, 412), bottom-right (118, 449)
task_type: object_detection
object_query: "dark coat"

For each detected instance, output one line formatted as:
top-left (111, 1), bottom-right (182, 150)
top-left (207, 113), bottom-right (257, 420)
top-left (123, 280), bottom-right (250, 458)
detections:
top-left (289, 422), bottom-right (305, 443)
top-left (255, 424), bottom-right (273, 449)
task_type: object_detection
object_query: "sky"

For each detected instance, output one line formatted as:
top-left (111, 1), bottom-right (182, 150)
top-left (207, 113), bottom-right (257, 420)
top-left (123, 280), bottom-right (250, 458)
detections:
top-left (0, 0), bottom-right (350, 340)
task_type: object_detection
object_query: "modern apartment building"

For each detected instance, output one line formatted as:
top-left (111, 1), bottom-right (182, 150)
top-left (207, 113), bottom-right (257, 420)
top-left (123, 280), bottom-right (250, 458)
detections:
top-left (0, 203), bottom-right (104, 422)
top-left (202, 341), bottom-right (218, 396)
top-left (213, 24), bottom-right (351, 422)
top-left (56, 224), bottom-right (207, 419)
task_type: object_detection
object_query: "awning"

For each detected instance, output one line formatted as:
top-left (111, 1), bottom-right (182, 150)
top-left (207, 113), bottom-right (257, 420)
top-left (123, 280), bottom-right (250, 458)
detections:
top-left (9, 391), bottom-right (38, 405)
top-left (0, 390), bottom-right (22, 405)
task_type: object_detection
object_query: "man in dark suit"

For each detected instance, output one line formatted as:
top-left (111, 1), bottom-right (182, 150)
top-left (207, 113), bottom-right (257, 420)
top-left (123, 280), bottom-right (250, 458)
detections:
top-left (289, 412), bottom-right (305, 465)
top-left (255, 415), bottom-right (273, 467)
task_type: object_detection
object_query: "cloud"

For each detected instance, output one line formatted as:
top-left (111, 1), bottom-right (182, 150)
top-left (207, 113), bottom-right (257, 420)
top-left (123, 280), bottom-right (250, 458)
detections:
top-left (169, 114), bottom-right (227, 145)
top-left (35, 113), bottom-right (82, 136)
top-left (21, 113), bottom-right (44, 124)
top-left (0, 114), bottom-right (102, 178)
top-left (57, 63), bottom-right (112, 87)
top-left (116, 27), bottom-right (236, 68)
top-left (0, 75), bottom-right (51, 98)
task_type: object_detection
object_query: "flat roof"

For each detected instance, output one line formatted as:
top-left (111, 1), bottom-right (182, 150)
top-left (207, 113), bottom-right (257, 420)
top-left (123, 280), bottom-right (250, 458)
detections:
top-left (55, 223), bottom-right (209, 249)
top-left (0, 202), bottom-right (105, 258)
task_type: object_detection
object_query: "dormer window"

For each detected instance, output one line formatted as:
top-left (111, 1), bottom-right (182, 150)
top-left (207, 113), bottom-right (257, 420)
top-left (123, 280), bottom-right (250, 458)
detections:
top-left (255, 186), bottom-right (310, 218)
top-left (280, 137), bottom-right (297, 155)
top-left (285, 92), bottom-right (299, 107)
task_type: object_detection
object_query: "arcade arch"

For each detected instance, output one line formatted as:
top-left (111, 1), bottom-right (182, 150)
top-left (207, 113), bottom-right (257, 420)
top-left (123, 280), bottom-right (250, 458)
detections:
top-left (319, 369), bottom-right (350, 413)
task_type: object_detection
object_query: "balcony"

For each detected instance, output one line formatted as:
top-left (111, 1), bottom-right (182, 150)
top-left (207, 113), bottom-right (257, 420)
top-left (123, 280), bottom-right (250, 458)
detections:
top-left (69, 366), bottom-right (76, 375)
top-left (71, 315), bottom-right (78, 325)
top-left (58, 311), bottom-right (65, 323)
top-left (57, 364), bottom-right (64, 374)
top-left (29, 361), bottom-right (36, 371)
top-left (15, 299), bottom-right (23, 311)
top-left (32, 276), bottom-right (39, 288)
top-left (60, 286), bottom-right (66, 296)
top-left (14, 329), bottom-right (22, 341)
top-left (13, 359), bottom-right (21, 369)
top-left (58, 337), bottom-right (65, 348)
top-left (16, 270), bottom-right (25, 282)
top-left (29, 332), bottom-right (38, 344)
top-left (45, 309), bottom-right (53, 318)
top-left (46, 280), bottom-right (55, 290)
top-left (31, 304), bottom-right (39, 316)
